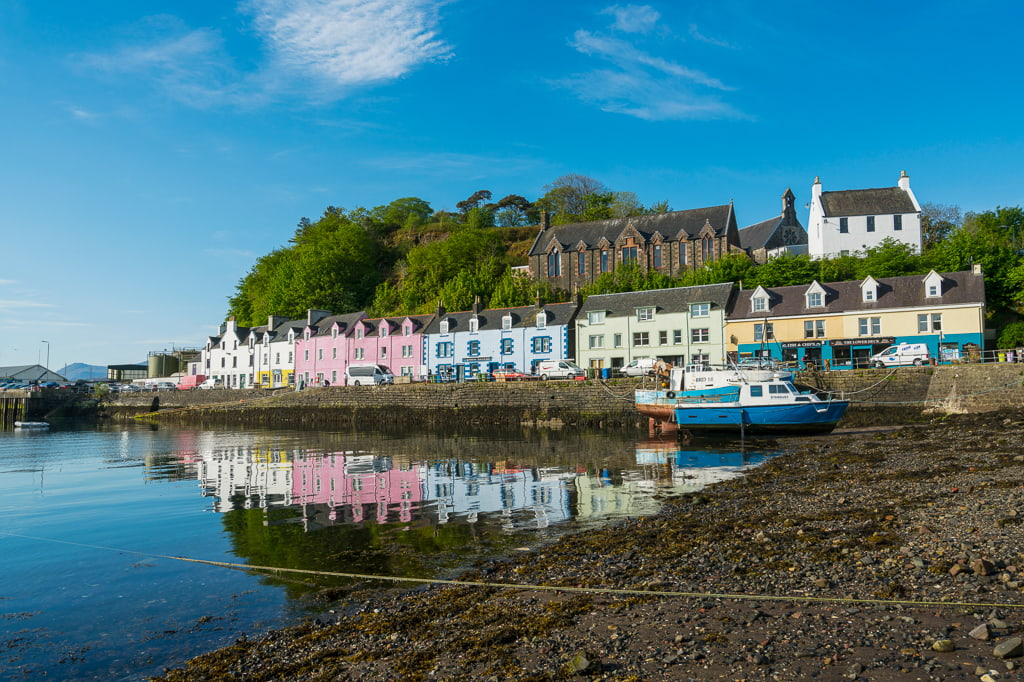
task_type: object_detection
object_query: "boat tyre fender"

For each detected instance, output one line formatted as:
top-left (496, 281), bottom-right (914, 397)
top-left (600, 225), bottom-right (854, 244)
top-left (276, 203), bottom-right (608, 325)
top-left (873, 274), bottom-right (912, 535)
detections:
top-left (666, 391), bottom-right (676, 399)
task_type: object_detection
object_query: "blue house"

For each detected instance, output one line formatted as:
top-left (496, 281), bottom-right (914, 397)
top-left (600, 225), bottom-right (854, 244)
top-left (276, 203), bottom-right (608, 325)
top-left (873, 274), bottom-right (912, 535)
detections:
top-left (423, 299), bottom-right (581, 380)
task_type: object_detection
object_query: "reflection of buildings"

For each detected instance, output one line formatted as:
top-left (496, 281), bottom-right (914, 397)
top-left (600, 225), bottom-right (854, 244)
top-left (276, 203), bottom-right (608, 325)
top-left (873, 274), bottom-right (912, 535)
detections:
top-left (195, 445), bottom-right (294, 512)
top-left (291, 453), bottom-right (423, 524)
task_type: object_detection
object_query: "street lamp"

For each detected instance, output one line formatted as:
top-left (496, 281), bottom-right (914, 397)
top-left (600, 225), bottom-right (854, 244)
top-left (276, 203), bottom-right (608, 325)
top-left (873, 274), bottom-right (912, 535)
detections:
top-left (41, 340), bottom-right (50, 372)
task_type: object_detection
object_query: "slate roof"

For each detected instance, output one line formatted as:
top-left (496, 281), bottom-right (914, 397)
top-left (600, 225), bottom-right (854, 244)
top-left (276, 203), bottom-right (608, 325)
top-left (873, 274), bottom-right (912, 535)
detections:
top-left (728, 270), bottom-right (985, 320)
top-left (348, 313), bottom-right (435, 337)
top-left (423, 301), bottom-right (580, 334)
top-left (820, 187), bottom-right (917, 217)
top-left (528, 205), bottom-right (736, 256)
top-left (307, 311), bottom-right (367, 338)
top-left (579, 283), bottom-right (735, 317)
top-left (738, 217), bottom-right (783, 251)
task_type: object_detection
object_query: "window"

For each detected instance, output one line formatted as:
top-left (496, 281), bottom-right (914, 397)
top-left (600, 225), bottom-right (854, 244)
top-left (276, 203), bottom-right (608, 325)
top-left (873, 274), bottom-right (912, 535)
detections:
top-left (653, 244), bottom-right (662, 268)
top-left (318, 349), bottom-right (323, 360)
top-left (600, 250), bottom-right (609, 272)
top-left (622, 246), bottom-right (638, 264)
top-left (440, 319), bottom-right (449, 334)
top-left (469, 317), bottom-right (479, 333)
top-left (589, 335), bottom-right (605, 349)
top-left (919, 313), bottom-right (942, 332)
top-left (402, 345), bottom-right (413, 358)
top-left (304, 349), bottom-right (309, 361)
top-left (690, 303), bottom-right (710, 318)
top-left (356, 327), bottom-right (364, 339)
top-left (691, 328), bottom-right (709, 343)
top-left (753, 323), bottom-right (775, 342)
top-left (866, 216), bottom-right (875, 232)
top-left (536, 313), bottom-right (546, 329)
top-left (332, 348), bottom-right (337, 359)
top-left (839, 217), bottom-right (848, 234)
top-left (437, 342), bottom-right (454, 358)
top-left (613, 333), bottom-right (623, 347)
top-left (501, 338), bottom-right (513, 355)
top-left (840, 250), bottom-right (850, 257)
top-left (927, 284), bottom-right (939, 297)
top-left (354, 348), bottom-right (364, 360)
top-left (679, 241), bottom-right (688, 266)
top-left (380, 324), bottom-right (389, 338)
top-left (702, 235), bottom-right (714, 262)
top-left (275, 353), bottom-right (280, 364)
top-left (577, 251), bottom-right (586, 275)
top-left (691, 352), bottom-right (709, 365)
top-left (752, 296), bottom-right (767, 312)
top-left (404, 325), bottom-right (412, 336)
top-left (749, 385), bottom-right (763, 397)
top-left (332, 327), bottom-right (338, 339)
top-left (673, 330), bottom-right (683, 344)
top-left (804, 320), bottom-right (825, 338)
top-left (288, 351), bottom-right (293, 363)
top-left (588, 311), bottom-right (605, 324)
top-left (806, 292), bottom-right (823, 308)
top-left (659, 330), bottom-right (668, 345)
top-left (380, 347), bottom-right (387, 359)
top-left (894, 214), bottom-right (902, 231)
top-left (864, 289), bottom-right (875, 302)
top-left (531, 337), bottom-right (552, 353)
top-left (858, 317), bottom-right (881, 335)
top-left (467, 340), bottom-right (480, 357)
top-left (548, 249), bottom-right (561, 276)
top-left (502, 314), bottom-right (512, 330)
top-left (332, 370), bottom-right (337, 384)
top-left (633, 332), bottom-right (650, 346)
top-left (637, 307), bottom-right (655, 322)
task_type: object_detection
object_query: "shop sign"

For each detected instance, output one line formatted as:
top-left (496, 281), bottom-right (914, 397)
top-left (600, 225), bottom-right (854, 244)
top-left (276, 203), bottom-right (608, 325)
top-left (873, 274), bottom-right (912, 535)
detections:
top-left (830, 337), bottom-right (894, 347)
top-left (781, 340), bottom-right (825, 349)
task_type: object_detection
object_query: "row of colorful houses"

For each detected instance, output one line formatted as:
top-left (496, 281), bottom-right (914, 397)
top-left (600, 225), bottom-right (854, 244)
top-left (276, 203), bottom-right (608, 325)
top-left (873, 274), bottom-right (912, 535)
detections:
top-left (190, 265), bottom-right (987, 388)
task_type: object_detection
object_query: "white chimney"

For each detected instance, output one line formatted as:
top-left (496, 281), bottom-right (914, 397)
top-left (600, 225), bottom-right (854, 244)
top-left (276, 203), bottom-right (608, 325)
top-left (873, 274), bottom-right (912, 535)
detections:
top-left (898, 170), bottom-right (910, 192)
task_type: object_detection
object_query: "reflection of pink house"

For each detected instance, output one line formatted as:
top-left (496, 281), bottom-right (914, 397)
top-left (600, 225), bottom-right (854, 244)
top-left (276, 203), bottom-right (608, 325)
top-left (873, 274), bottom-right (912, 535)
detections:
top-left (347, 315), bottom-right (434, 382)
top-left (293, 312), bottom-right (366, 387)
top-left (291, 454), bottom-right (424, 523)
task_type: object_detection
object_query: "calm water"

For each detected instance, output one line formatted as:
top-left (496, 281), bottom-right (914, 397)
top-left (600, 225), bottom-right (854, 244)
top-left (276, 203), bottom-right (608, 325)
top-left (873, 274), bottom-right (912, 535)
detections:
top-left (0, 422), bottom-right (775, 680)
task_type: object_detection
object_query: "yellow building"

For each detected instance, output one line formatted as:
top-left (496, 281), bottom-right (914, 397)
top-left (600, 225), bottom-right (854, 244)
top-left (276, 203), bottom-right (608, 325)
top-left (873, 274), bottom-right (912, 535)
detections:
top-left (726, 267), bottom-right (986, 368)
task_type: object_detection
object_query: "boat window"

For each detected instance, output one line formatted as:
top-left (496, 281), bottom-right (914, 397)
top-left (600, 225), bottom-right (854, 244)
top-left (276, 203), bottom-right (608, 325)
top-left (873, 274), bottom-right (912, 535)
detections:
top-left (749, 385), bottom-right (763, 397)
top-left (769, 384), bottom-right (790, 394)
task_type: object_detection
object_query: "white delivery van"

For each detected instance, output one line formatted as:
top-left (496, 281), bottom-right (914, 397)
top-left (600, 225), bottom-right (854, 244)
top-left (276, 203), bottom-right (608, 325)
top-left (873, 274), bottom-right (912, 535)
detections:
top-left (345, 364), bottom-right (395, 386)
top-left (870, 343), bottom-right (930, 368)
top-left (620, 358), bottom-right (656, 377)
top-left (536, 359), bottom-right (585, 380)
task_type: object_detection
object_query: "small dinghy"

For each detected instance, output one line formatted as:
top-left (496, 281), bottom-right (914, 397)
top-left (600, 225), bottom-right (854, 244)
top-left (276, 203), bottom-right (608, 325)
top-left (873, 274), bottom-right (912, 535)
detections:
top-left (14, 421), bottom-right (49, 428)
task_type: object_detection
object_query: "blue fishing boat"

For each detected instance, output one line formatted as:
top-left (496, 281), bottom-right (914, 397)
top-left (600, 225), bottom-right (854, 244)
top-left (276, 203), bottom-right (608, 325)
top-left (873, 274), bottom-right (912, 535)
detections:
top-left (636, 362), bottom-right (847, 435)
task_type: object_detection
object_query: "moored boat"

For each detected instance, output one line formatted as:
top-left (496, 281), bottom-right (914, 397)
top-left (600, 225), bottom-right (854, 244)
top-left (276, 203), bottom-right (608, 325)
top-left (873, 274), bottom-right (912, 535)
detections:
top-left (14, 421), bottom-right (49, 429)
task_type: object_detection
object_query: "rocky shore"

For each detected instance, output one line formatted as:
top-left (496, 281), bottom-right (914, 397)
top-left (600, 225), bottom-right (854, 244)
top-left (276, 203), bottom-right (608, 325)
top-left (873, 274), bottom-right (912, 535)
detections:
top-left (158, 411), bottom-right (1024, 681)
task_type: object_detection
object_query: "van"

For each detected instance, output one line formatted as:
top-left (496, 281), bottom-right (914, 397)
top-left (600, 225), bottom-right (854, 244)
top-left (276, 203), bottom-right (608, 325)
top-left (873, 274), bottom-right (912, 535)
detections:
top-left (198, 378), bottom-right (223, 390)
top-left (870, 343), bottom-right (930, 368)
top-left (620, 358), bottom-right (656, 377)
top-left (536, 359), bottom-right (585, 380)
top-left (345, 364), bottom-right (395, 386)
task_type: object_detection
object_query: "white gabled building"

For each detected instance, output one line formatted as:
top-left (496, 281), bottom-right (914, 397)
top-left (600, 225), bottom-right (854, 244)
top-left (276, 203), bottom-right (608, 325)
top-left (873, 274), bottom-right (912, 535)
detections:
top-left (807, 171), bottom-right (922, 259)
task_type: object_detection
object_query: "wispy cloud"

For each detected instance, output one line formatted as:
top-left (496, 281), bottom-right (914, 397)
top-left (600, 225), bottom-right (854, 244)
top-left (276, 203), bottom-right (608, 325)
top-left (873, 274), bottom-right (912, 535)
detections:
top-left (0, 300), bottom-right (56, 310)
top-left (0, 279), bottom-right (16, 286)
top-left (244, 0), bottom-right (452, 90)
top-left (600, 4), bottom-right (661, 34)
top-left (555, 8), bottom-right (744, 122)
top-left (689, 23), bottom-right (735, 49)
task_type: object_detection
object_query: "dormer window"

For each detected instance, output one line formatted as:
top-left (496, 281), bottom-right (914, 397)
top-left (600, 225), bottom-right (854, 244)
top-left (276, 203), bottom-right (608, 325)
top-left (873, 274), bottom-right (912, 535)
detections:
top-left (403, 324), bottom-right (412, 336)
top-left (588, 311), bottom-right (605, 324)
top-left (806, 292), bottom-right (823, 307)
top-left (440, 319), bottom-right (449, 334)
top-left (469, 317), bottom-right (479, 333)
top-left (502, 314), bottom-right (512, 330)
top-left (927, 284), bottom-right (939, 297)
top-left (752, 296), bottom-right (767, 313)
top-left (923, 271), bottom-right (945, 298)
top-left (356, 327), bottom-right (364, 339)
top-left (637, 307), bottom-right (655, 322)
top-left (864, 289), bottom-right (875, 302)
top-left (332, 327), bottom-right (338, 339)
top-left (304, 330), bottom-right (310, 341)
top-left (536, 313), bottom-right (546, 329)
top-left (380, 324), bottom-right (389, 338)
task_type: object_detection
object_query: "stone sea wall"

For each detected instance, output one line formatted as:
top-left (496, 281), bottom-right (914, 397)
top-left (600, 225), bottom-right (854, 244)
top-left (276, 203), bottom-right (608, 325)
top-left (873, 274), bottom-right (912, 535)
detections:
top-left (100, 364), bottom-right (1024, 430)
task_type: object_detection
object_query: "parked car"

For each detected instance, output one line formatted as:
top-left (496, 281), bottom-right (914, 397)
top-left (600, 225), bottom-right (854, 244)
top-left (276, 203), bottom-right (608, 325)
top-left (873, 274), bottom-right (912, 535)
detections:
top-left (153, 382), bottom-right (177, 391)
top-left (492, 368), bottom-right (532, 381)
top-left (345, 364), bottom-right (394, 386)
top-left (198, 378), bottom-right (223, 389)
top-left (536, 359), bottom-right (585, 380)
top-left (619, 358), bottom-right (656, 377)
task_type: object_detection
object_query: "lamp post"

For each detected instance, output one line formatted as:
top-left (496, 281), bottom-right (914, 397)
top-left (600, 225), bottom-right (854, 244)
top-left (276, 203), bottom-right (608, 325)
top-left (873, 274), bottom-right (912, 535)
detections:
top-left (41, 340), bottom-right (50, 372)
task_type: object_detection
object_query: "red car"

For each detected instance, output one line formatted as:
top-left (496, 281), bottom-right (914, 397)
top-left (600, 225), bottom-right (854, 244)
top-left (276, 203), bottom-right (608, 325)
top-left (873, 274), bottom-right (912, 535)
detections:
top-left (491, 369), bottom-right (532, 381)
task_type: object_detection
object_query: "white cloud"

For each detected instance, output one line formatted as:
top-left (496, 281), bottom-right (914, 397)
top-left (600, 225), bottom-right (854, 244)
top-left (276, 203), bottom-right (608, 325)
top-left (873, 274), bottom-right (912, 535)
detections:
top-left (0, 300), bottom-right (56, 310)
top-left (0, 279), bottom-right (16, 285)
top-left (689, 24), bottom-right (735, 49)
top-left (571, 30), bottom-right (732, 91)
top-left (601, 4), bottom-right (661, 34)
top-left (245, 0), bottom-right (452, 89)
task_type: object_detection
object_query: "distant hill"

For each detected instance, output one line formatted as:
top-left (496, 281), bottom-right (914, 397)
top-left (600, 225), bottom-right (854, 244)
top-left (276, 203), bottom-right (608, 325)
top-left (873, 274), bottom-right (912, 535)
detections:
top-left (62, 363), bottom-right (122, 381)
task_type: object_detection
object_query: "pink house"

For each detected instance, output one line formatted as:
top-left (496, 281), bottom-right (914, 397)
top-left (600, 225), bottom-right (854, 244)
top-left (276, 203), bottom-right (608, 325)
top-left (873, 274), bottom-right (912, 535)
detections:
top-left (293, 311), bottom-right (366, 388)
top-left (347, 314), bottom-right (434, 383)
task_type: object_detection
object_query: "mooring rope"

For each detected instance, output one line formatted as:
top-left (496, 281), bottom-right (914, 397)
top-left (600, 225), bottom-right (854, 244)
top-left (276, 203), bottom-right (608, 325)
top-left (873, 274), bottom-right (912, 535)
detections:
top-left (3, 530), bottom-right (1023, 612)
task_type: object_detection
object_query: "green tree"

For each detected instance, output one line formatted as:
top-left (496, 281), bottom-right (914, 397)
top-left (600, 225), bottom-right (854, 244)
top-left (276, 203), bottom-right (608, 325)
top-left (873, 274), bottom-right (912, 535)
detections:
top-left (494, 195), bottom-right (534, 227)
top-left (854, 239), bottom-right (922, 278)
top-left (537, 174), bottom-right (608, 224)
top-left (920, 202), bottom-right (961, 250)
top-left (997, 320), bottom-right (1024, 348)
top-left (489, 269), bottom-right (549, 308)
top-left (383, 197), bottom-right (433, 231)
top-left (746, 254), bottom-right (820, 288)
top-left (579, 263), bottom-right (673, 296)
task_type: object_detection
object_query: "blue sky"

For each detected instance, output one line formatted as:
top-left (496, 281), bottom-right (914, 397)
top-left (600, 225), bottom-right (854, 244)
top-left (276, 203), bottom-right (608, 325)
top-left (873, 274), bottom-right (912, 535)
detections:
top-left (2, 0), bottom-right (1022, 371)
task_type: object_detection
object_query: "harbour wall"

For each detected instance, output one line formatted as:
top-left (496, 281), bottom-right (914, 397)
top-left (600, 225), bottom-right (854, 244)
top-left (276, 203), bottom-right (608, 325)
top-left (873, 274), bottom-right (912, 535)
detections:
top-left (98, 363), bottom-right (1024, 430)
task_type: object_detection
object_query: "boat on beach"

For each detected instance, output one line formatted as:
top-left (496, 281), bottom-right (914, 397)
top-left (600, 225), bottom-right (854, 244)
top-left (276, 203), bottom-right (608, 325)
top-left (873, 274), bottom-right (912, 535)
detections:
top-left (14, 421), bottom-right (49, 428)
top-left (635, 362), bottom-right (847, 435)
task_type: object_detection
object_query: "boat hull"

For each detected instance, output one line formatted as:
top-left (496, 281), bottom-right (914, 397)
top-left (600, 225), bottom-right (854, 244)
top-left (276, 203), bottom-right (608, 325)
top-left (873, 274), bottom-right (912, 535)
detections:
top-left (673, 401), bottom-right (849, 434)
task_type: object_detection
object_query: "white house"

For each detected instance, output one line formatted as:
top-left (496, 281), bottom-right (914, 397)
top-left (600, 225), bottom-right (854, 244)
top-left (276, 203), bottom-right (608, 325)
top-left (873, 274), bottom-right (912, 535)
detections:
top-left (807, 171), bottom-right (922, 259)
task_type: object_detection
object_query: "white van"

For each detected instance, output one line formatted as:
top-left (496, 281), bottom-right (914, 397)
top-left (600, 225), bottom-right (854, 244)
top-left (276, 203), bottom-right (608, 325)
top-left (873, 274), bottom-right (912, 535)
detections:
top-left (620, 358), bottom-right (656, 377)
top-left (345, 364), bottom-right (395, 386)
top-left (536, 359), bottom-right (585, 380)
top-left (870, 343), bottom-right (930, 368)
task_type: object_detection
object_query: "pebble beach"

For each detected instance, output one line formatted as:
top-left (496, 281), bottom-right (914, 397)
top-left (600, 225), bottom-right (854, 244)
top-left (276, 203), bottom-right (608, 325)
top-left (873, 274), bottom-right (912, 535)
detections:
top-left (158, 411), bottom-right (1024, 681)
